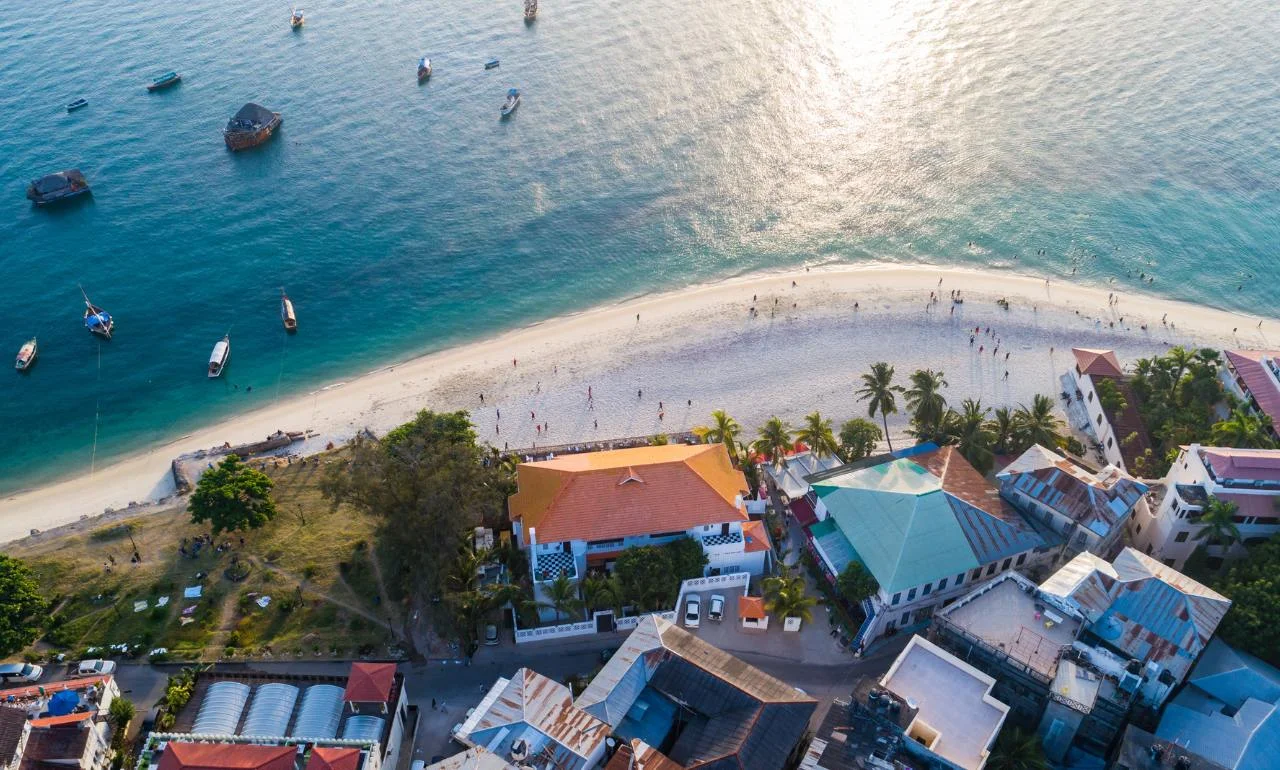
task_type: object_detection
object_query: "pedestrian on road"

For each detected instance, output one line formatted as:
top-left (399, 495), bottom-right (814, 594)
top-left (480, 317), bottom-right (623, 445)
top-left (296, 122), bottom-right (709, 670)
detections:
top-left (431, 698), bottom-right (436, 710)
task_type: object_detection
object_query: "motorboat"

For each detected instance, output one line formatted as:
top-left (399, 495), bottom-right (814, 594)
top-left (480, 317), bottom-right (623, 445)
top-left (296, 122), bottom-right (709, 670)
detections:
top-left (147, 71), bottom-right (182, 91)
top-left (417, 56), bottom-right (432, 82)
top-left (485, 58), bottom-right (500, 70)
top-left (524, 0), bottom-right (537, 21)
top-left (281, 290), bottom-right (297, 332)
top-left (290, 7), bottom-right (304, 27)
top-left (15, 339), bottom-right (37, 371)
top-left (80, 287), bottom-right (113, 339)
top-left (66, 98), bottom-right (89, 112)
top-left (208, 335), bottom-right (230, 378)
top-left (501, 88), bottom-right (520, 117)
top-left (224, 103), bottom-right (282, 150)
top-left (27, 169), bottom-right (90, 206)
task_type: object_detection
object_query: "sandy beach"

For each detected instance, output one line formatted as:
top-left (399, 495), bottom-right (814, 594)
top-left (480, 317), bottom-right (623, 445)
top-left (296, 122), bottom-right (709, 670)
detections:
top-left (2, 263), bottom-right (1274, 544)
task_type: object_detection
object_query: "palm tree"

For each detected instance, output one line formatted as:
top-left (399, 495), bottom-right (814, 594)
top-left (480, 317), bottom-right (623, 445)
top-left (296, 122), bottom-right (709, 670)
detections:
top-left (905, 369), bottom-right (949, 440)
top-left (1212, 406), bottom-right (1277, 449)
top-left (1193, 497), bottom-right (1242, 548)
top-left (989, 407), bottom-right (1015, 455)
top-left (986, 727), bottom-right (1048, 770)
top-left (582, 575), bottom-right (622, 613)
top-left (447, 544), bottom-right (492, 594)
top-left (797, 412), bottom-right (839, 459)
top-left (753, 417), bottom-right (794, 468)
top-left (542, 572), bottom-right (582, 622)
top-left (856, 362), bottom-right (905, 452)
top-left (946, 400), bottom-right (995, 474)
top-left (762, 574), bottom-right (816, 624)
top-left (694, 410), bottom-right (743, 464)
top-left (1012, 394), bottom-right (1066, 452)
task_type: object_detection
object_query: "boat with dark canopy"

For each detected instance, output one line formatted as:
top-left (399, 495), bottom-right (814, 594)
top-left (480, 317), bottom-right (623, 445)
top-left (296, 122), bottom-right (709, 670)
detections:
top-left (223, 103), bottom-right (282, 150)
top-left (80, 286), bottom-right (113, 339)
top-left (147, 71), bottom-right (182, 91)
top-left (27, 169), bottom-right (90, 206)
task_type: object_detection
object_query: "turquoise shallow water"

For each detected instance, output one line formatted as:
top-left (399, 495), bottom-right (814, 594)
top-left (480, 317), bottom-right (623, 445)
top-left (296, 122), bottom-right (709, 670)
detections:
top-left (1, 0), bottom-right (1278, 492)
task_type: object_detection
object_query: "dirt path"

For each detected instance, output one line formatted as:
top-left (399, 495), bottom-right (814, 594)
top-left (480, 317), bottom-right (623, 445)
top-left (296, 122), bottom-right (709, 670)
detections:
top-left (206, 590), bottom-right (242, 651)
top-left (248, 557), bottom-right (394, 632)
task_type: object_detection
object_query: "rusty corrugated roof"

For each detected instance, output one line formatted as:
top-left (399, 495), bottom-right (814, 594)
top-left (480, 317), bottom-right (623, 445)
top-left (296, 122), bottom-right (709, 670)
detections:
top-left (998, 445), bottom-right (1147, 537)
top-left (466, 669), bottom-right (608, 761)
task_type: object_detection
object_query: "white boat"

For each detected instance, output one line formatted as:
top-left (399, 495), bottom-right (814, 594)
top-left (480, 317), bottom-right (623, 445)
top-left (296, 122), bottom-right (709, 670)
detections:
top-left (524, 0), bottom-right (537, 21)
top-left (417, 56), bottom-right (432, 82)
top-left (290, 7), bottom-right (304, 27)
top-left (15, 338), bottom-right (37, 371)
top-left (281, 290), bottom-right (297, 332)
top-left (501, 88), bottom-right (520, 117)
top-left (208, 334), bottom-right (230, 378)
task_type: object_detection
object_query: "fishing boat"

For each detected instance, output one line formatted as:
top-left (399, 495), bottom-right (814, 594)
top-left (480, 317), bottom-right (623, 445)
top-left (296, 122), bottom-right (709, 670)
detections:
top-left (524, 0), bottom-right (537, 21)
top-left (223, 103), bottom-right (282, 150)
top-left (80, 287), bottom-right (113, 339)
top-left (501, 88), bottom-right (521, 117)
top-left (281, 290), bottom-right (297, 332)
top-left (290, 7), bottom-right (304, 27)
top-left (208, 335), bottom-right (230, 378)
top-left (66, 98), bottom-right (89, 112)
top-left (417, 56), bottom-right (432, 82)
top-left (27, 169), bottom-right (90, 206)
top-left (15, 339), bottom-right (37, 372)
top-left (485, 58), bottom-right (500, 70)
top-left (147, 71), bottom-right (182, 91)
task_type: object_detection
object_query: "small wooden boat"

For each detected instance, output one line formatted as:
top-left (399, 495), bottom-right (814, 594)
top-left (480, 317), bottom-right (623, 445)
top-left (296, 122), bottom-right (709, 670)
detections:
top-left (147, 72), bottom-right (182, 91)
top-left (281, 290), bottom-right (297, 332)
top-left (80, 287), bottom-right (113, 339)
top-left (485, 58), bottom-right (500, 70)
top-left (15, 338), bottom-right (37, 371)
top-left (27, 169), bottom-right (90, 206)
top-left (66, 98), bottom-right (89, 112)
top-left (501, 88), bottom-right (521, 117)
top-left (524, 0), bottom-right (537, 21)
top-left (224, 103), bottom-right (282, 151)
top-left (208, 335), bottom-right (230, 378)
top-left (417, 56), bottom-right (432, 82)
top-left (290, 7), bottom-right (305, 27)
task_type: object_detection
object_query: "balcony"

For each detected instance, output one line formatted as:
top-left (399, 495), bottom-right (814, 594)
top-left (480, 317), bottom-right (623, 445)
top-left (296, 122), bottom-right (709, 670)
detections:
top-left (533, 550), bottom-right (578, 583)
top-left (701, 531), bottom-right (744, 554)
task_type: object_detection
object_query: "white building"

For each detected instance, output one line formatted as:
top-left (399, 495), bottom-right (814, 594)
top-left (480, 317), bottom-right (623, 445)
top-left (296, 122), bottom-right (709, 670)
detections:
top-left (1130, 444), bottom-right (1280, 571)
top-left (1066, 348), bottom-right (1155, 475)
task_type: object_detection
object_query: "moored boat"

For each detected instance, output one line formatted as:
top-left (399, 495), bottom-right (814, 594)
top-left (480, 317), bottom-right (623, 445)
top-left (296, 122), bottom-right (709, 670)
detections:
top-left (417, 56), bottom-right (432, 82)
top-left (208, 335), bottom-right (230, 378)
top-left (224, 103), bottom-right (282, 151)
top-left (485, 58), bottom-right (500, 70)
top-left (524, 0), bottom-right (537, 21)
top-left (501, 88), bottom-right (521, 117)
top-left (281, 290), bottom-right (297, 332)
top-left (290, 7), bottom-right (304, 27)
top-left (66, 98), bottom-right (89, 112)
top-left (15, 338), bottom-right (37, 371)
top-left (147, 71), bottom-right (182, 91)
top-left (27, 169), bottom-right (90, 206)
top-left (80, 287), bottom-right (113, 339)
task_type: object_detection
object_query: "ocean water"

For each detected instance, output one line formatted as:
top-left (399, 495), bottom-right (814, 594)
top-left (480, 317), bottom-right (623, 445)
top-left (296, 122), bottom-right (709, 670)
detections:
top-left (1, 0), bottom-right (1277, 493)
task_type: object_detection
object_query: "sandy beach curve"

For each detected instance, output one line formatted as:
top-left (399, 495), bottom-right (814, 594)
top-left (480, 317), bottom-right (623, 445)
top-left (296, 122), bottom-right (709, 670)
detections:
top-left (2, 263), bottom-right (1274, 544)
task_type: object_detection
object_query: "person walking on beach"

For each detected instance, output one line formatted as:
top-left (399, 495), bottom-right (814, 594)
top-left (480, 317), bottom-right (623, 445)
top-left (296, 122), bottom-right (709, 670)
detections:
top-left (531, 411), bottom-right (536, 420)
top-left (588, 385), bottom-right (592, 400)
top-left (479, 393), bottom-right (484, 403)
top-left (513, 358), bottom-right (517, 367)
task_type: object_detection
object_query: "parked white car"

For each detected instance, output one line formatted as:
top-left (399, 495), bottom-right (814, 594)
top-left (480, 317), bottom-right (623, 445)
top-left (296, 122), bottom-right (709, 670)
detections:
top-left (684, 595), bottom-right (701, 628)
top-left (708, 594), bottom-right (725, 622)
top-left (0, 663), bottom-right (42, 684)
top-left (77, 659), bottom-right (116, 676)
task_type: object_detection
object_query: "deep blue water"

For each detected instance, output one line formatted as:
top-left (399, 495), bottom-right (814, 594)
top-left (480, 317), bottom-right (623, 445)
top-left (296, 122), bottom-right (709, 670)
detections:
top-left (1, 0), bottom-right (1278, 492)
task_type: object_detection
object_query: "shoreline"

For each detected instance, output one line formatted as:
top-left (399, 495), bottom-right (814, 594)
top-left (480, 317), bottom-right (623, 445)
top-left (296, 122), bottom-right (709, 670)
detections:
top-left (2, 262), bottom-right (1274, 544)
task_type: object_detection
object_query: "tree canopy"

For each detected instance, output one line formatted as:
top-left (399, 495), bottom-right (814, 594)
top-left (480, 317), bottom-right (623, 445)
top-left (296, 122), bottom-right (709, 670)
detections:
top-left (857, 363), bottom-right (904, 451)
top-left (694, 410), bottom-right (743, 465)
top-left (322, 410), bottom-right (506, 601)
top-left (797, 412), bottom-right (839, 460)
top-left (0, 555), bottom-right (48, 657)
top-left (1214, 535), bottom-right (1280, 666)
top-left (836, 562), bottom-right (879, 605)
top-left (753, 417), bottom-right (794, 468)
top-left (614, 538), bottom-right (707, 610)
top-left (838, 418), bottom-right (882, 462)
top-left (188, 454), bottom-right (277, 536)
top-left (1129, 347), bottom-right (1226, 474)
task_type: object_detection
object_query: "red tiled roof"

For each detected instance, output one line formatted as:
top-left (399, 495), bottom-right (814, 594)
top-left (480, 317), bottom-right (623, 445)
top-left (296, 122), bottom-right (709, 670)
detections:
top-left (1224, 350), bottom-right (1280, 428)
top-left (158, 744), bottom-right (297, 770)
top-left (789, 496), bottom-right (817, 527)
top-left (305, 748), bottom-right (360, 770)
top-left (509, 444), bottom-right (748, 544)
top-left (742, 520), bottom-right (771, 553)
top-left (739, 596), bottom-right (767, 620)
top-left (29, 712), bottom-right (93, 728)
top-left (1203, 447), bottom-right (1280, 482)
top-left (1219, 493), bottom-right (1280, 520)
top-left (343, 662), bottom-right (395, 703)
top-left (1073, 348), bottom-right (1124, 378)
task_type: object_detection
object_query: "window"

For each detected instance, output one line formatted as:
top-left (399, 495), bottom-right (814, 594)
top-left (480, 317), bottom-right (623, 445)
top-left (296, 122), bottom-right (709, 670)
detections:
top-left (1163, 558), bottom-right (1176, 567)
top-left (650, 531), bottom-right (685, 539)
top-left (886, 620), bottom-right (897, 632)
top-left (956, 572), bottom-right (965, 586)
top-left (1087, 391), bottom-right (1094, 402)
top-left (986, 563), bottom-right (997, 576)
top-left (907, 588), bottom-right (917, 601)
top-left (1106, 436), bottom-right (1114, 448)
top-left (1001, 558), bottom-right (1012, 571)
top-left (1097, 414), bottom-right (1103, 426)
top-left (901, 612), bottom-right (911, 625)
top-left (1175, 531), bottom-right (1189, 543)
top-left (1016, 554), bottom-right (1026, 566)
top-left (922, 583), bottom-right (932, 596)
top-left (1135, 523), bottom-right (1141, 535)
top-left (972, 569), bottom-right (982, 581)
top-left (938, 577), bottom-right (948, 591)
top-left (892, 593), bottom-right (901, 606)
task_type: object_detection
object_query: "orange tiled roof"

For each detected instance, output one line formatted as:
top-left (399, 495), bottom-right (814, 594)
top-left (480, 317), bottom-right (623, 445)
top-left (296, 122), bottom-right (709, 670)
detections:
top-left (343, 662), bottom-right (395, 703)
top-left (742, 520), bottom-right (771, 553)
top-left (739, 596), bottom-right (767, 620)
top-left (306, 748), bottom-right (360, 770)
top-left (29, 711), bottom-right (93, 728)
top-left (158, 744), bottom-right (296, 770)
top-left (1072, 348), bottom-right (1124, 378)
top-left (509, 444), bottom-right (748, 544)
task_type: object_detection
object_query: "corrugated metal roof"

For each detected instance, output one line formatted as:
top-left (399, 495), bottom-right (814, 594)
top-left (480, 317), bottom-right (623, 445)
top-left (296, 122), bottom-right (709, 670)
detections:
top-left (998, 445), bottom-right (1148, 537)
top-left (242, 684), bottom-right (298, 737)
top-left (1225, 350), bottom-right (1280, 428)
top-left (193, 681), bottom-right (251, 735)
top-left (466, 669), bottom-right (608, 761)
top-left (1202, 446), bottom-right (1280, 483)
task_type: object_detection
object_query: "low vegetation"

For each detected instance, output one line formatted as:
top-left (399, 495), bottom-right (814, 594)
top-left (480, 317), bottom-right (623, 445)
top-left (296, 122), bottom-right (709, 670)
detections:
top-left (1213, 534), bottom-right (1280, 666)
